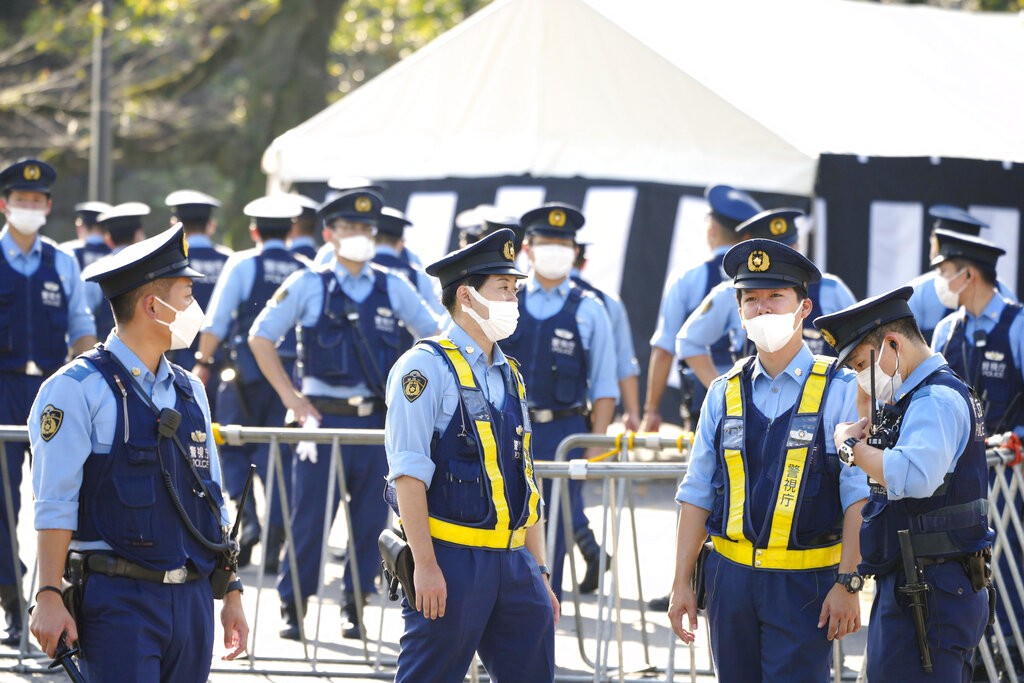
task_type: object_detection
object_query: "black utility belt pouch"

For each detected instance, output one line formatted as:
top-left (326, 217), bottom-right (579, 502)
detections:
top-left (964, 549), bottom-right (991, 593)
top-left (210, 537), bottom-right (239, 600)
top-left (378, 528), bottom-right (416, 606)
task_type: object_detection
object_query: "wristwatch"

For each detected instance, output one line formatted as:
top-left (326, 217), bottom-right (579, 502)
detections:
top-left (837, 437), bottom-right (859, 466)
top-left (538, 564), bottom-right (551, 579)
top-left (226, 578), bottom-right (244, 595)
top-left (836, 572), bottom-right (864, 593)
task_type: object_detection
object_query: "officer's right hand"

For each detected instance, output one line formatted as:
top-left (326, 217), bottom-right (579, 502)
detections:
top-left (414, 561), bottom-right (447, 620)
top-left (639, 410), bottom-right (662, 434)
top-left (667, 583), bottom-right (699, 645)
top-left (29, 592), bottom-right (77, 659)
top-left (283, 392), bottom-right (322, 426)
top-left (192, 364), bottom-right (211, 386)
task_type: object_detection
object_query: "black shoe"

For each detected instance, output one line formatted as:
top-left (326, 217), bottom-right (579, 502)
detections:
top-left (264, 525), bottom-right (285, 574)
top-left (575, 527), bottom-right (611, 594)
top-left (0, 585), bottom-right (22, 647)
top-left (341, 593), bottom-right (364, 640)
top-left (648, 594), bottom-right (670, 611)
top-left (279, 601), bottom-right (304, 641)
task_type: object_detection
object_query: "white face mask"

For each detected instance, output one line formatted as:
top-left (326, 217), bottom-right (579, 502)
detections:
top-left (7, 207), bottom-right (47, 235)
top-left (530, 244), bottom-right (575, 280)
top-left (154, 297), bottom-right (205, 350)
top-left (462, 286), bottom-right (519, 342)
top-left (934, 268), bottom-right (967, 309)
top-left (335, 234), bottom-right (376, 262)
top-left (856, 343), bottom-right (903, 405)
top-left (743, 310), bottom-right (798, 353)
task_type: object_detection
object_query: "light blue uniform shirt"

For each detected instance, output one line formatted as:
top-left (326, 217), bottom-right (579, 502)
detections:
top-left (376, 244), bottom-right (447, 318)
top-left (676, 344), bottom-right (868, 511)
top-left (931, 294), bottom-right (1024, 436)
top-left (878, 353), bottom-right (972, 500)
top-left (908, 270), bottom-right (1017, 336)
top-left (384, 322), bottom-right (514, 487)
top-left (1, 227), bottom-right (95, 344)
top-left (288, 235), bottom-right (317, 254)
top-left (572, 270), bottom-right (639, 381)
top-left (29, 333), bottom-right (229, 547)
top-left (676, 273), bottom-right (857, 373)
top-left (82, 244), bottom-right (127, 327)
top-left (200, 239), bottom-right (296, 341)
top-left (650, 246), bottom-right (730, 353)
top-left (523, 276), bottom-right (620, 403)
top-left (251, 260), bottom-right (441, 398)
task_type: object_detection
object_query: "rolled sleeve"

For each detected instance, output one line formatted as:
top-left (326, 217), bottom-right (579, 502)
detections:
top-left (201, 255), bottom-right (252, 341)
top-left (650, 272), bottom-right (698, 352)
top-left (675, 376), bottom-right (725, 510)
top-left (676, 284), bottom-right (735, 359)
top-left (61, 254), bottom-right (96, 343)
top-left (250, 269), bottom-right (316, 342)
top-left (384, 348), bottom-right (447, 487)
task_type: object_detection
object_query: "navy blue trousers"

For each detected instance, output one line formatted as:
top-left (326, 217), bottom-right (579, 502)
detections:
top-left (0, 373), bottom-right (39, 585)
top-left (79, 574), bottom-right (214, 683)
top-left (703, 550), bottom-right (835, 683)
top-left (277, 411), bottom-right (387, 605)
top-left (395, 543), bottom-right (555, 683)
top-left (868, 562), bottom-right (987, 683)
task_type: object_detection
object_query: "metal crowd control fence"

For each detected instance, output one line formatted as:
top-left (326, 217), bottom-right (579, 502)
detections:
top-left (0, 423), bottom-right (1022, 682)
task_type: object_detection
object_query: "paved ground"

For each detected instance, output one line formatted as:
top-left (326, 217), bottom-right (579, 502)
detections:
top-left (0, 435), bottom-right (873, 682)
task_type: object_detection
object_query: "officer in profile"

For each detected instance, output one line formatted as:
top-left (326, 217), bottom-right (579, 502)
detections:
top-left (500, 202), bottom-right (619, 602)
top-left (668, 239), bottom-right (867, 683)
top-left (286, 193), bottom-right (321, 261)
top-left (63, 201), bottom-right (113, 270)
top-left (906, 205), bottom-right (1017, 344)
top-left (28, 224), bottom-right (247, 679)
top-left (194, 195), bottom-right (307, 571)
top-left (641, 184), bottom-right (761, 434)
top-left (88, 202), bottom-right (151, 341)
top-left (816, 286), bottom-right (993, 680)
top-left (374, 206), bottom-right (446, 318)
top-left (384, 228), bottom-right (557, 683)
top-left (0, 159), bottom-right (97, 646)
top-left (249, 188), bottom-right (440, 640)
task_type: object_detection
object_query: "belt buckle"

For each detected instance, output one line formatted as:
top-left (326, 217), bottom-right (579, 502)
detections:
top-left (533, 409), bottom-right (553, 423)
top-left (163, 567), bottom-right (188, 584)
top-left (24, 361), bottom-right (43, 377)
top-left (357, 401), bottom-right (373, 417)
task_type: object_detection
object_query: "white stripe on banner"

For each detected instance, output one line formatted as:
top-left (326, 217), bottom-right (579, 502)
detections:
top-left (868, 201), bottom-right (924, 296)
top-left (493, 186), bottom-right (547, 218)
top-left (404, 192), bottom-right (458, 267)
top-left (812, 197), bottom-right (828, 271)
top-left (578, 186), bottom-right (638, 297)
top-left (969, 205), bottom-right (1020, 298)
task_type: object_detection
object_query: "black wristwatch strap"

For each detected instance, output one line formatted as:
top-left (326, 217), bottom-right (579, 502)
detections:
top-left (226, 578), bottom-right (243, 595)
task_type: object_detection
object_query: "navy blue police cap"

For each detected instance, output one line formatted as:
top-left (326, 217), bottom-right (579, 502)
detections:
top-left (813, 286), bottom-right (915, 365)
top-left (735, 208), bottom-right (800, 246)
top-left (74, 201), bottom-right (113, 225)
top-left (318, 189), bottom-right (383, 225)
top-left (426, 228), bottom-right (526, 289)
top-left (81, 223), bottom-right (204, 299)
top-left (378, 207), bottom-right (412, 237)
top-left (0, 159), bottom-right (56, 194)
top-left (930, 229), bottom-right (1005, 269)
top-left (928, 205), bottom-right (986, 236)
top-left (723, 238), bottom-right (821, 291)
top-left (165, 189), bottom-right (220, 223)
top-left (705, 184), bottom-right (762, 229)
top-left (521, 202), bottom-right (585, 239)
top-left (98, 202), bottom-right (151, 241)
top-left (244, 195), bottom-right (301, 234)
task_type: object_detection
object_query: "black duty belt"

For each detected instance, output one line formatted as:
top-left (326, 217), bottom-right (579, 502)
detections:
top-left (918, 554), bottom-right (969, 568)
top-left (311, 397), bottom-right (386, 417)
top-left (69, 552), bottom-right (201, 585)
top-left (528, 406), bottom-right (588, 424)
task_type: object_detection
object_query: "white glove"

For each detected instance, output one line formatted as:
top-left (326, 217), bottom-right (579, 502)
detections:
top-left (295, 416), bottom-right (320, 464)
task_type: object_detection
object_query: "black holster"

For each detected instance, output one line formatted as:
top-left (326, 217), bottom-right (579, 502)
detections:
top-left (378, 529), bottom-right (416, 605)
top-left (691, 540), bottom-right (712, 611)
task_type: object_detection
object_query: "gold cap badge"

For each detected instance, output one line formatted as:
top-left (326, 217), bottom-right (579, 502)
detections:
top-left (402, 370), bottom-right (428, 403)
top-left (503, 241), bottom-right (515, 261)
top-left (548, 209), bottom-right (566, 227)
top-left (23, 164), bottom-right (40, 181)
top-left (355, 196), bottom-right (372, 213)
top-left (747, 250), bottom-right (770, 272)
top-left (769, 218), bottom-right (787, 236)
top-left (821, 329), bottom-right (836, 348)
top-left (182, 231), bottom-right (189, 257)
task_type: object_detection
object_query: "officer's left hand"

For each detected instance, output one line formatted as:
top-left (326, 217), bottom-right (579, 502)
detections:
top-left (834, 417), bottom-right (869, 453)
top-left (545, 579), bottom-right (560, 626)
top-left (622, 412), bottom-right (641, 433)
top-left (220, 593), bottom-right (249, 660)
top-left (818, 583), bottom-right (861, 641)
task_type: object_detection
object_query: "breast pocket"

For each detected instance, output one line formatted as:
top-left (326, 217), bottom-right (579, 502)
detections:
top-left (552, 354), bottom-right (582, 405)
top-left (104, 476), bottom-right (157, 548)
top-left (443, 459), bottom-right (488, 523)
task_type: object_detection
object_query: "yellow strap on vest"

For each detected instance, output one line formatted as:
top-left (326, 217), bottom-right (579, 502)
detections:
top-left (712, 536), bottom-right (842, 570)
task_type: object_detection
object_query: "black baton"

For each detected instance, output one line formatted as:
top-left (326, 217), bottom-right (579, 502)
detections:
top-left (49, 632), bottom-right (87, 683)
top-left (897, 529), bottom-right (932, 673)
top-left (231, 464), bottom-right (258, 542)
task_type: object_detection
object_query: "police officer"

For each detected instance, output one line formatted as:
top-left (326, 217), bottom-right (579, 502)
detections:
top-left (500, 202), bottom-right (619, 601)
top-left (88, 202), bottom-right (151, 341)
top-left (374, 206), bottom-right (446, 318)
top-left (385, 228), bottom-right (558, 683)
top-left (0, 159), bottom-right (96, 645)
top-left (286, 193), bottom-right (321, 261)
top-left (817, 287), bottom-right (993, 681)
top-left (675, 208), bottom-right (856, 398)
top-left (194, 195), bottom-right (307, 570)
top-left (640, 184), bottom-right (761, 434)
top-left (907, 206), bottom-right (1017, 344)
top-left (668, 239), bottom-right (867, 683)
top-left (28, 224), bottom-right (248, 680)
top-left (248, 189), bottom-right (440, 640)
top-left (63, 201), bottom-right (113, 270)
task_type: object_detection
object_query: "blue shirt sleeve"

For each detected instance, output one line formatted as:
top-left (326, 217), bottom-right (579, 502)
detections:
top-left (250, 269), bottom-right (322, 343)
top-left (676, 282), bottom-right (737, 359)
top-left (602, 294), bottom-right (639, 379)
top-left (819, 274), bottom-right (857, 314)
top-left (59, 250), bottom-right (96, 343)
top-left (675, 375), bottom-right (726, 509)
top-left (579, 296), bottom-right (620, 403)
top-left (650, 266), bottom-right (705, 352)
top-left (386, 273), bottom-right (441, 339)
top-left (200, 253), bottom-right (255, 341)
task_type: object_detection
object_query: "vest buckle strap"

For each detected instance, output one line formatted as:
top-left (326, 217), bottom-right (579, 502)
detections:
top-left (711, 536), bottom-right (842, 571)
top-left (428, 518), bottom-right (528, 550)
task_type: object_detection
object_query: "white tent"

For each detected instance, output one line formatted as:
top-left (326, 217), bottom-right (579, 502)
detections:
top-left (262, 0), bottom-right (1024, 196)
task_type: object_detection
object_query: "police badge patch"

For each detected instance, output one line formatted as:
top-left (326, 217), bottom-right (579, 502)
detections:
top-left (40, 404), bottom-right (63, 442)
top-left (402, 370), bottom-right (428, 402)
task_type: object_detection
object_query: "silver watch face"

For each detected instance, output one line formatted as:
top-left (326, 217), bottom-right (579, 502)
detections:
top-left (838, 444), bottom-right (854, 464)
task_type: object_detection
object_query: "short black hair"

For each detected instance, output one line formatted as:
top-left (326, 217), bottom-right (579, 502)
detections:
top-left (375, 232), bottom-right (402, 248)
top-left (441, 274), bottom-right (489, 314)
top-left (948, 256), bottom-right (997, 287)
top-left (179, 219), bottom-right (208, 235)
top-left (858, 315), bottom-right (925, 351)
top-left (256, 227), bottom-right (290, 241)
top-left (109, 278), bottom-right (174, 324)
top-left (709, 214), bottom-right (744, 244)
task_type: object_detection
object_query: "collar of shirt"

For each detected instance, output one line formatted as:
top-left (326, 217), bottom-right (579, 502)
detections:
top-left (526, 274), bottom-right (570, 296)
top-left (0, 226), bottom-right (41, 260)
top-left (84, 234), bottom-right (107, 246)
top-left (290, 236), bottom-right (316, 248)
top-left (447, 322), bottom-right (508, 369)
top-left (105, 332), bottom-right (175, 397)
top-left (750, 343), bottom-right (815, 388)
top-left (375, 244), bottom-right (400, 258)
top-left (891, 352), bottom-right (946, 403)
top-left (332, 260), bottom-right (374, 285)
top-left (261, 238), bottom-right (286, 251)
top-left (186, 234), bottom-right (214, 249)
top-left (966, 292), bottom-right (1007, 327)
